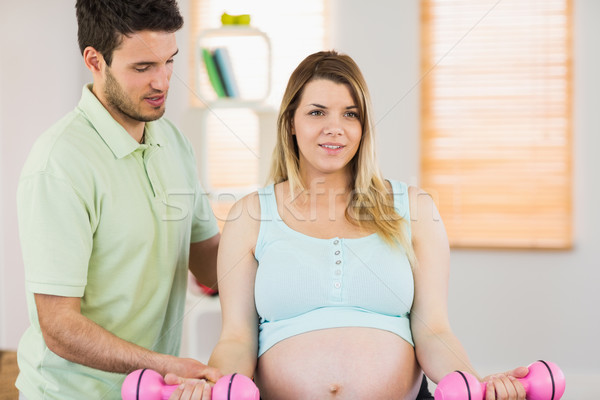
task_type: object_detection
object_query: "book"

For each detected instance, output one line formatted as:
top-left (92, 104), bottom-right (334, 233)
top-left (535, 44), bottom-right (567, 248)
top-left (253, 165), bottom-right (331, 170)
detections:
top-left (213, 47), bottom-right (239, 98)
top-left (201, 48), bottom-right (226, 98)
top-left (212, 50), bottom-right (230, 97)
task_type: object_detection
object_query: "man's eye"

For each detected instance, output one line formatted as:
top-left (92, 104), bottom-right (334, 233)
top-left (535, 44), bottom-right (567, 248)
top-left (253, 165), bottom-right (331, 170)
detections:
top-left (135, 66), bottom-right (150, 72)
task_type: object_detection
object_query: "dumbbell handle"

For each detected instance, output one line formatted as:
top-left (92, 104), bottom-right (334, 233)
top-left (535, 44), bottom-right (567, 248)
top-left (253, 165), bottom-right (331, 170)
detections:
top-left (434, 360), bottom-right (566, 400)
top-left (446, 371), bottom-right (542, 398)
top-left (152, 383), bottom-right (175, 400)
top-left (122, 369), bottom-right (260, 400)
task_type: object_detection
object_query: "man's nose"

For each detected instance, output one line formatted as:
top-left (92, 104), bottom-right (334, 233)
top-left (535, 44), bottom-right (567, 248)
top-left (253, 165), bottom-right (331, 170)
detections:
top-left (151, 65), bottom-right (171, 91)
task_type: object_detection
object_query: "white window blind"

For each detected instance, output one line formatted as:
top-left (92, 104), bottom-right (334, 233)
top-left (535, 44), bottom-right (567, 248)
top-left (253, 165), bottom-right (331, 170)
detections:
top-left (420, 0), bottom-right (573, 249)
top-left (188, 1), bottom-right (329, 224)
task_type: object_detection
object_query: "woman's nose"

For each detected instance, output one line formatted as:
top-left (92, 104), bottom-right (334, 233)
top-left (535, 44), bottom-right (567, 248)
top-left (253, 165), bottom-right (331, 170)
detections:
top-left (323, 117), bottom-right (344, 136)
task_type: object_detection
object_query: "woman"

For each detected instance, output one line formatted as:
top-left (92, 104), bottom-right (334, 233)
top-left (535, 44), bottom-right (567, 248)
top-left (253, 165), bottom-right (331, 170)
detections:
top-left (206, 51), bottom-right (527, 400)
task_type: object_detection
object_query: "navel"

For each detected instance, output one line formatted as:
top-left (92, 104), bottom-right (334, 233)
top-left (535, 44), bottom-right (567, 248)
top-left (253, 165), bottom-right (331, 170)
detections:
top-left (329, 383), bottom-right (341, 394)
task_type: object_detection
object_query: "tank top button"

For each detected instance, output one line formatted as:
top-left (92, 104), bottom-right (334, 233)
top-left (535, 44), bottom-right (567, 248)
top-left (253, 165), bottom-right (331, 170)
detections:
top-left (333, 239), bottom-right (340, 245)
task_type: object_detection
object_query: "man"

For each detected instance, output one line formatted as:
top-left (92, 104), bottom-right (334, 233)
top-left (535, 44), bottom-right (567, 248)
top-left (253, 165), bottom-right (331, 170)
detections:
top-left (16, 1), bottom-right (220, 398)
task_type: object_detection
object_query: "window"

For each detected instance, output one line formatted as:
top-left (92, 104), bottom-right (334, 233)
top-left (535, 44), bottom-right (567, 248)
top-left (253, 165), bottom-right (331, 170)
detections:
top-left (420, 0), bottom-right (572, 248)
top-left (188, 1), bottom-right (329, 224)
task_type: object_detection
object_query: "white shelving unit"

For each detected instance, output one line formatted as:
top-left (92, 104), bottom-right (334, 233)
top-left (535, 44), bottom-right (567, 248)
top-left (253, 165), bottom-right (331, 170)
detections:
top-left (185, 26), bottom-right (277, 196)
top-left (181, 283), bottom-right (222, 364)
top-left (181, 28), bottom-right (277, 361)
top-left (195, 26), bottom-right (272, 104)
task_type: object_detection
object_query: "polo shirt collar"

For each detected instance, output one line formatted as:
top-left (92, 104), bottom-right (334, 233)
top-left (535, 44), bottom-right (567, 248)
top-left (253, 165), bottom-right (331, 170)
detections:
top-left (77, 84), bottom-right (167, 159)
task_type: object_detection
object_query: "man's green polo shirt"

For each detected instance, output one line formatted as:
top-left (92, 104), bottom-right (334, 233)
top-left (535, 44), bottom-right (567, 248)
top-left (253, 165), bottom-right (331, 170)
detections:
top-left (16, 85), bottom-right (219, 399)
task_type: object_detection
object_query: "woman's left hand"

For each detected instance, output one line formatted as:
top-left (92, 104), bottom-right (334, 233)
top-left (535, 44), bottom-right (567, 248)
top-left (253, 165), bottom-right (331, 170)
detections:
top-left (164, 373), bottom-right (213, 400)
top-left (483, 366), bottom-right (529, 400)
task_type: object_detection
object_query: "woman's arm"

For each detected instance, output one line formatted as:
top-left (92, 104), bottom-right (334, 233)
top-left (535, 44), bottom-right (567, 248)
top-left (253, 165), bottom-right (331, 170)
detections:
top-left (208, 192), bottom-right (261, 378)
top-left (408, 186), bottom-right (477, 382)
top-left (408, 187), bottom-right (527, 399)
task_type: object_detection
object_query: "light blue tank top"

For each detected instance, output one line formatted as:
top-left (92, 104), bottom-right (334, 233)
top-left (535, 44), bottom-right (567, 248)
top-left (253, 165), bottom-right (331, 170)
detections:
top-left (254, 180), bottom-right (414, 356)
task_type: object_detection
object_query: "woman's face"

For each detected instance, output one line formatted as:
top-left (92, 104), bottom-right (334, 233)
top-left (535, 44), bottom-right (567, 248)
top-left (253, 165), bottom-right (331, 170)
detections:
top-left (292, 79), bottom-right (363, 180)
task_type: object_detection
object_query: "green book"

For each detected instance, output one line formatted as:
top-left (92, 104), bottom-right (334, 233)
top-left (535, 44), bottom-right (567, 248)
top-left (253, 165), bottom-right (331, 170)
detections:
top-left (202, 48), bottom-right (226, 98)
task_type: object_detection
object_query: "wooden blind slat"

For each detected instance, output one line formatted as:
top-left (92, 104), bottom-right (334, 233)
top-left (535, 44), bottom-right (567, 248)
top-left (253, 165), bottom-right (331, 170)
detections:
top-left (420, 0), bottom-right (572, 249)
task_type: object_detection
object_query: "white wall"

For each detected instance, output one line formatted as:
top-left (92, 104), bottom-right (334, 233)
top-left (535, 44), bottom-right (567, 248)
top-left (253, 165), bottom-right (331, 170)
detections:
top-left (0, 58), bottom-right (4, 347)
top-left (1, 0), bottom-right (597, 397)
top-left (328, 0), bottom-right (421, 185)
top-left (0, 1), bottom-right (89, 348)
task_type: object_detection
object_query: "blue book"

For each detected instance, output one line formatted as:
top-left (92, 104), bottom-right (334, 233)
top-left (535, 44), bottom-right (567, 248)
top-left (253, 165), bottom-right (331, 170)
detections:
top-left (213, 47), bottom-right (239, 98)
top-left (212, 50), bottom-right (229, 97)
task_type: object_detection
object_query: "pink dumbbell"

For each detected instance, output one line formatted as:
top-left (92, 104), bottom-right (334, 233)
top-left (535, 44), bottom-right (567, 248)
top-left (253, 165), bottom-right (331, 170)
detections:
top-left (121, 368), bottom-right (260, 400)
top-left (434, 360), bottom-right (565, 400)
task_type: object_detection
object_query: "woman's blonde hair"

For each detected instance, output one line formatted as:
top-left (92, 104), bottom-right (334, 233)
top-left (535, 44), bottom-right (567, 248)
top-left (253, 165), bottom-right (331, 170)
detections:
top-left (269, 50), bottom-right (416, 266)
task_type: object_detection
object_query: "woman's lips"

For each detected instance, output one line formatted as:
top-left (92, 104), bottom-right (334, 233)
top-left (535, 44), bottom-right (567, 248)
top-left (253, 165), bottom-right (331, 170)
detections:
top-left (319, 143), bottom-right (345, 154)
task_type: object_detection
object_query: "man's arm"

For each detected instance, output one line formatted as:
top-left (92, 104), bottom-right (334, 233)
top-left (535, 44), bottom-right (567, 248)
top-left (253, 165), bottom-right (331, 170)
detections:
top-left (34, 293), bottom-right (221, 381)
top-left (188, 233), bottom-right (220, 291)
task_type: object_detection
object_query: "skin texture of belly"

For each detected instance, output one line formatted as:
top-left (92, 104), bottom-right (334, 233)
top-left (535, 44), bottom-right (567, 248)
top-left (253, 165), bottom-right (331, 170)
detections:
top-left (254, 327), bottom-right (422, 400)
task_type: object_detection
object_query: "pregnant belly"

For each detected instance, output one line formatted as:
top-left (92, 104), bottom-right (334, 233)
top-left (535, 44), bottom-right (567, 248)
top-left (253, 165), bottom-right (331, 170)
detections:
top-left (254, 327), bottom-right (422, 400)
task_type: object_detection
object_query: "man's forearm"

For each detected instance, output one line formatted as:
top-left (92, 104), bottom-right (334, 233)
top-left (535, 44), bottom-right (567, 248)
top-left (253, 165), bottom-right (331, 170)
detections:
top-left (35, 293), bottom-right (172, 375)
top-left (42, 308), bottom-right (171, 375)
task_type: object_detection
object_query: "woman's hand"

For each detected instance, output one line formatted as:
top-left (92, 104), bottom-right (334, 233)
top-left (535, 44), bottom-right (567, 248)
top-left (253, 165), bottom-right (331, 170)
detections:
top-left (164, 373), bottom-right (212, 400)
top-left (483, 366), bottom-right (529, 400)
top-left (161, 359), bottom-right (222, 400)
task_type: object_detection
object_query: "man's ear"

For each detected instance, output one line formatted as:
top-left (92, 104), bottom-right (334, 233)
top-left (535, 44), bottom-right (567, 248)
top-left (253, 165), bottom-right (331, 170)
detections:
top-left (83, 46), bottom-right (104, 73)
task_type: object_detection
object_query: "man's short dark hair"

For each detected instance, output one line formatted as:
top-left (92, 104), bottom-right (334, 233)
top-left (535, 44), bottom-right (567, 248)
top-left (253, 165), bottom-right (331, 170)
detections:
top-left (76, 0), bottom-right (184, 66)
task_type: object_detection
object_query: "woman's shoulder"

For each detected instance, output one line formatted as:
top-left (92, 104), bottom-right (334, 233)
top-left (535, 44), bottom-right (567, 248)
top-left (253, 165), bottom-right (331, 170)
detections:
top-left (382, 180), bottom-right (439, 227)
top-left (227, 190), bottom-right (261, 223)
top-left (401, 184), bottom-right (445, 243)
top-left (383, 179), bottom-right (429, 201)
top-left (407, 185), bottom-right (430, 202)
top-left (225, 181), bottom-right (283, 227)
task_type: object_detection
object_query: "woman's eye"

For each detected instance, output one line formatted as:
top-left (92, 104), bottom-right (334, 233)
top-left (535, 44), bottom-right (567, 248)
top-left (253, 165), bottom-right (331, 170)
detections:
top-left (309, 110), bottom-right (324, 116)
top-left (345, 111), bottom-right (359, 118)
